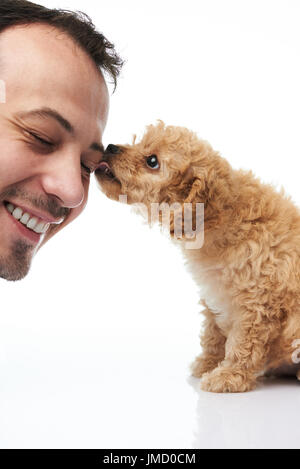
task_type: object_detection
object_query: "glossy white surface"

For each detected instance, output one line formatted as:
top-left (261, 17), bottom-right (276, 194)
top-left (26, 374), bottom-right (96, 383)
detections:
top-left (191, 377), bottom-right (300, 449)
top-left (0, 205), bottom-right (299, 448)
top-left (0, 304), bottom-right (299, 449)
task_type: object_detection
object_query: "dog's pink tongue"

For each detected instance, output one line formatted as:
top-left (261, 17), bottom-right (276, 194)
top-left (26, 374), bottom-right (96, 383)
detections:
top-left (97, 161), bottom-right (110, 171)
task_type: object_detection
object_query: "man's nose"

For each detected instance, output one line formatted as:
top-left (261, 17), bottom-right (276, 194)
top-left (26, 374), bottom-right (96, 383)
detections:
top-left (41, 153), bottom-right (85, 208)
top-left (105, 144), bottom-right (121, 154)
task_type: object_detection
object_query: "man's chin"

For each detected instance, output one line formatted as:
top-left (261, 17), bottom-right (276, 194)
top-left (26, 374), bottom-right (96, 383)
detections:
top-left (0, 269), bottom-right (29, 282)
top-left (0, 239), bottom-right (34, 281)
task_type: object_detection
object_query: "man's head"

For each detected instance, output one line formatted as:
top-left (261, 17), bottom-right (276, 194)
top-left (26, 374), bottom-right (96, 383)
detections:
top-left (0, 0), bottom-right (123, 281)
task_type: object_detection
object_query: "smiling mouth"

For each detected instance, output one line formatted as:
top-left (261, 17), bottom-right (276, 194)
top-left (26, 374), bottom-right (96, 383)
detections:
top-left (3, 200), bottom-right (63, 238)
top-left (96, 161), bottom-right (116, 180)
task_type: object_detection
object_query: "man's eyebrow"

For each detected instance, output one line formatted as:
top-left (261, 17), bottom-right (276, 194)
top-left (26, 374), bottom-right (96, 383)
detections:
top-left (15, 107), bottom-right (75, 134)
top-left (15, 107), bottom-right (104, 153)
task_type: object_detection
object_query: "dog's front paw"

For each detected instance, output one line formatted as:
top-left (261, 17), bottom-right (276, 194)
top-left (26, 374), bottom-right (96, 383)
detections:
top-left (190, 354), bottom-right (220, 378)
top-left (200, 366), bottom-right (257, 393)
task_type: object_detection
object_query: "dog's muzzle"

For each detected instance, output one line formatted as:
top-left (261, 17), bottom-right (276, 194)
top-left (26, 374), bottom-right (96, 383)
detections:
top-left (105, 144), bottom-right (122, 154)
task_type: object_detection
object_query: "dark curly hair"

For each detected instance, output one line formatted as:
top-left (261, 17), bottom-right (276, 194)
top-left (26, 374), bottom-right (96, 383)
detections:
top-left (0, 0), bottom-right (124, 91)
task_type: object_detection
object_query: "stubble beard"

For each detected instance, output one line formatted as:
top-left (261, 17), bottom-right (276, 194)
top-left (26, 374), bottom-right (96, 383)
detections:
top-left (0, 238), bottom-right (35, 281)
top-left (0, 186), bottom-right (68, 281)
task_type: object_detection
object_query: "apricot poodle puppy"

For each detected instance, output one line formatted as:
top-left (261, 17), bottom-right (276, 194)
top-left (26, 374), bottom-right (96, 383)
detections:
top-left (95, 121), bottom-right (300, 393)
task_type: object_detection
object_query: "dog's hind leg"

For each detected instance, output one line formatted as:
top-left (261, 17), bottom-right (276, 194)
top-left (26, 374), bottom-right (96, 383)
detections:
top-left (200, 303), bottom-right (281, 393)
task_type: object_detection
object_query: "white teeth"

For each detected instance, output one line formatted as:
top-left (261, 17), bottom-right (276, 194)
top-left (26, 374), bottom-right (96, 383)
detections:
top-left (26, 217), bottom-right (38, 230)
top-left (33, 221), bottom-right (47, 234)
top-left (7, 203), bottom-right (14, 213)
top-left (43, 223), bottom-right (50, 233)
top-left (20, 213), bottom-right (30, 224)
top-left (6, 202), bottom-right (51, 235)
top-left (12, 207), bottom-right (23, 220)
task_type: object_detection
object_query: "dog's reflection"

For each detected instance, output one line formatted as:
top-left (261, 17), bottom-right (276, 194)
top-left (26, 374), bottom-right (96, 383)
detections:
top-left (188, 376), bottom-right (300, 449)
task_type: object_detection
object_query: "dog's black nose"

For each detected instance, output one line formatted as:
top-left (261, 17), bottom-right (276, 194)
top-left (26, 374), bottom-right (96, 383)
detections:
top-left (105, 144), bottom-right (121, 154)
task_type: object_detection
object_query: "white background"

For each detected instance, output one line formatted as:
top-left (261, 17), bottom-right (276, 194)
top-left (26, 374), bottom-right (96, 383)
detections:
top-left (0, 0), bottom-right (300, 449)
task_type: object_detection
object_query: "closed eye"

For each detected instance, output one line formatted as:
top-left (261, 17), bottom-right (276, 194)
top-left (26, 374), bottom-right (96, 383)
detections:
top-left (29, 131), bottom-right (92, 174)
top-left (30, 132), bottom-right (54, 146)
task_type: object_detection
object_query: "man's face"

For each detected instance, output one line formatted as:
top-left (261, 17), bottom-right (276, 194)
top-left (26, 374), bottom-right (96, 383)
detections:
top-left (0, 24), bottom-right (109, 280)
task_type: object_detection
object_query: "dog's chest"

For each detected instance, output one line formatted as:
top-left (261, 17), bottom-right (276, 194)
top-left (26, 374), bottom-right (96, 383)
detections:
top-left (188, 262), bottom-right (233, 334)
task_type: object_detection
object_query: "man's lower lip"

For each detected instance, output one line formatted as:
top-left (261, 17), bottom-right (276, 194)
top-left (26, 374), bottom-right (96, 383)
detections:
top-left (4, 203), bottom-right (43, 243)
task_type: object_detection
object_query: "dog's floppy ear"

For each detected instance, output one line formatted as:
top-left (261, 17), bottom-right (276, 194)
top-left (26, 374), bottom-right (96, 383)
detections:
top-left (168, 168), bottom-right (206, 240)
top-left (182, 166), bottom-right (207, 204)
top-left (184, 177), bottom-right (205, 203)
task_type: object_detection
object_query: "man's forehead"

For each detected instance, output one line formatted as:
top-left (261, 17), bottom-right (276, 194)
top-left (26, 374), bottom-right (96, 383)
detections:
top-left (0, 23), bottom-right (89, 59)
top-left (0, 23), bottom-right (109, 141)
top-left (0, 24), bottom-right (108, 104)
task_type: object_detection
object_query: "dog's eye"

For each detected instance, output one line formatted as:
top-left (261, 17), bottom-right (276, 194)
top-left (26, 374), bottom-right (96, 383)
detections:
top-left (146, 154), bottom-right (160, 170)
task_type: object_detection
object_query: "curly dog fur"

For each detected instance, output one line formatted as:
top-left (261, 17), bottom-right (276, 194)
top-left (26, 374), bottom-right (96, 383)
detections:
top-left (95, 121), bottom-right (300, 393)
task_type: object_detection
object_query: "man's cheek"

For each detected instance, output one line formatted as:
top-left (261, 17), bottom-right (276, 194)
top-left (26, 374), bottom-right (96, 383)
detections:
top-left (38, 195), bottom-right (88, 250)
top-left (38, 175), bottom-right (90, 250)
